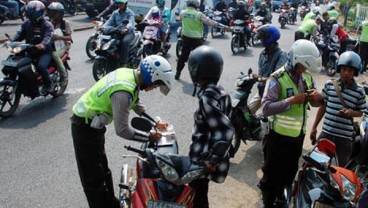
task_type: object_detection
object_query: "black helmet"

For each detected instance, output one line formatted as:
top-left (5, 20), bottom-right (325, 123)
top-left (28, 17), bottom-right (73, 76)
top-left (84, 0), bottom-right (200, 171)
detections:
top-left (237, 1), bottom-right (246, 9)
top-left (327, 17), bottom-right (337, 26)
top-left (188, 45), bottom-right (224, 83)
top-left (336, 51), bottom-right (362, 77)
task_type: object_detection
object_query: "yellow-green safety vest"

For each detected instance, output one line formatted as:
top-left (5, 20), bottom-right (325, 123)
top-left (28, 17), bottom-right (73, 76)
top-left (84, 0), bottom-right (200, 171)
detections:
top-left (269, 67), bottom-right (313, 137)
top-left (360, 20), bottom-right (368, 43)
top-left (181, 8), bottom-right (204, 39)
top-left (298, 19), bottom-right (316, 34)
top-left (72, 68), bottom-right (139, 122)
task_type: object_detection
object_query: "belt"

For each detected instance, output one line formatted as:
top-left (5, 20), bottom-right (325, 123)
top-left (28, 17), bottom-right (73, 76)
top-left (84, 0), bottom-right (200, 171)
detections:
top-left (70, 114), bottom-right (93, 126)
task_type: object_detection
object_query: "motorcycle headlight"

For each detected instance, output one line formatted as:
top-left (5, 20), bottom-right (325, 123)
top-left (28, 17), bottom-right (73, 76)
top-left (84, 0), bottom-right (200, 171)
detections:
top-left (13, 46), bottom-right (23, 54)
top-left (329, 174), bottom-right (340, 190)
top-left (102, 40), bottom-right (113, 50)
top-left (156, 158), bottom-right (179, 183)
top-left (341, 174), bottom-right (358, 201)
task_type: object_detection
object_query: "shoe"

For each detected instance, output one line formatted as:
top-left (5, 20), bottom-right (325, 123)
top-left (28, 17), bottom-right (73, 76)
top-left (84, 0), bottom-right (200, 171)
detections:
top-left (174, 72), bottom-right (180, 80)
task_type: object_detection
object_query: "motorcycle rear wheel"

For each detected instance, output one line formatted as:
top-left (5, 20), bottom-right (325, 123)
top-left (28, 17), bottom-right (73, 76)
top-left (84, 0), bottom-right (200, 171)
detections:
top-left (85, 36), bottom-right (98, 60)
top-left (0, 81), bottom-right (21, 118)
top-left (231, 36), bottom-right (240, 54)
top-left (92, 59), bottom-right (108, 81)
top-left (326, 60), bottom-right (336, 77)
top-left (51, 71), bottom-right (68, 97)
top-left (176, 39), bottom-right (183, 59)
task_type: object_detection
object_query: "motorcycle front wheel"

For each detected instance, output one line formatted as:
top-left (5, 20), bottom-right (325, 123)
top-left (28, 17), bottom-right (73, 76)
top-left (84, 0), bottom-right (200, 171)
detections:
top-left (326, 58), bottom-right (337, 77)
top-left (231, 35), bottom-right (240, 54)
top-left (142, 44), bottom-right (154, 58)
top-left (92, 58), bottom-right (108, 81)
top-left (281, 20), bottom-right (286, 29)
top-left (85, 36), bottom-right (98, 59)
top-left (0, 81), bottom-right (21, 118)
top-left (176, 39), bottom-right (183, 59)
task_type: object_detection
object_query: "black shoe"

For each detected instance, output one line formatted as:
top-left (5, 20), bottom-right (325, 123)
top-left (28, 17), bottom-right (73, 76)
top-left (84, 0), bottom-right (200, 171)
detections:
top-left (174, 72), bottom-right (180, 80)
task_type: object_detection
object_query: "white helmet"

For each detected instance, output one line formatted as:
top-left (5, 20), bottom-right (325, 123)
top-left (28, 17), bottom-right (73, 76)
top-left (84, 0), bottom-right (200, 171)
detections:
top-left (288, 39), bottom-right (321, 73)
top-left (186, 0), bottom-right (200, 8)
top-left (312, 6), bottom-right (321, 15)
top-left (327, 3), bottom-right (335, 11)
top-left (139, 55), bottom-right (174, 95)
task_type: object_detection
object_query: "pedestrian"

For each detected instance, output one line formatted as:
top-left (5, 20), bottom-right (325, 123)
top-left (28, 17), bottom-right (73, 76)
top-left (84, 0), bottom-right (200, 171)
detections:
top-left (259, 39), bottom-right (324, 207)
top-left (358, 19), bottom-right (368, 72)
top-left (310, 51), bottom-right (367, 167)
top-left (175, 0), bottom-right (228, 80)
top-left (249, 24), bottom-right (287, 115)
top-left (187, 45), bottom-right (234, 208)
top-left (71, 55), bottom-right (174, 208)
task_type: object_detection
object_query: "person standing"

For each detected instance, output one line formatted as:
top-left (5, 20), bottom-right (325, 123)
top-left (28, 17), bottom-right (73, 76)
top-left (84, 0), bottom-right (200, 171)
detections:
top-left (175, 0), bottom-right (228, 80)
top-left (71, 55), bottom-right (174, 208)
top-left (310, 51), bottom-right (367, 167)
top-left (187, 45), bottom-right (234, 208)
top-left (358, 20), bottom-right (368, 72)
top-left (259, 39), bottom-right (323, 208)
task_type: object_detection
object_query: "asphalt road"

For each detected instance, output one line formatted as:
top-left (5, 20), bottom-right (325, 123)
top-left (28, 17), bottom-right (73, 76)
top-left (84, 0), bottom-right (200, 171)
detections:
top-left (0, 9), bottom-right (362, 208)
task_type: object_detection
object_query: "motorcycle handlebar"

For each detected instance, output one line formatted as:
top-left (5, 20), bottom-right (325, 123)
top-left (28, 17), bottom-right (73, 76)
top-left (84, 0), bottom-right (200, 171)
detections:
top-left (124, 145), bottom-right (145, 155)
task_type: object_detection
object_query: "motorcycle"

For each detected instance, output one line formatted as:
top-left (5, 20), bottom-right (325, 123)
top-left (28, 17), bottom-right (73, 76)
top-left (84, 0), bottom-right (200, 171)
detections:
top-left (119, 117), bottom-right (230, 207)
top-left (230, 19), bottom-right (250, 54)
top-left (92, 26), bottom-right (142, 81)
top-left (59, 0), bottom-right (77, 16)
top-left (141, 18), bottom-right (171, 57)
top-left (299, 5), bottom-right (309, 21)
top-left (0, 0), bottom-right (25, 25)
top-left (292, 139), bottom-right (362, 207)
top-left (84, 0), bottom-right (110, 18)
top-left (211, 10), bottom-right (227, 38)
top-left (250, 15), bottom-right (264, 46)
top-left (279, 8), bottom-right (288, 29)
top-left (315, 36), bottom-right (340, 77)
top-left (229, 68), bottom-right (267, 157)
top-left (288, 6), bottom-right (297, 25)
top-left (85, 18), bottom-right (105, 59)
top-left (0, 39), bottom-right (70, 118)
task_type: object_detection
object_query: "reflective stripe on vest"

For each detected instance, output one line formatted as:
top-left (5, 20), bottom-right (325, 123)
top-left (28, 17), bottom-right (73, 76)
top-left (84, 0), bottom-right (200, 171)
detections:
top-left (360, 21), bottom-right (368, 43)
top-left (181, 9), bottom-right (204, 38)
top-left (269, 67), bottom-right (313, 137)
top-left (72, 68), bottom-right (139, 120)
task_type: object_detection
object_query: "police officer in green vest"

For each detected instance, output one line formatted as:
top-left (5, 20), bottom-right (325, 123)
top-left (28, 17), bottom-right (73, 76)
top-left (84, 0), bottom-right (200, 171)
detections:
top-left (294, 17), bottom-right (323, 41)
top-left (258, 40), bottom-right (323, 208)
top-left (70, 55), bottom-right (174, 208)
top-left (358, 20), bottom-right (368, 71)
top-left (175, 0), bottom-right (228, 80)
top-left (327, 4), bottom-right (339, 19)
top-left (302, 6), bottom-right (321, 23)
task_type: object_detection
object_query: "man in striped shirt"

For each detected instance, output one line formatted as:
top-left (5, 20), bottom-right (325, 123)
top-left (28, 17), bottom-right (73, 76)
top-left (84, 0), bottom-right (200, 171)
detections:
top-left (310, 51), bottom-right (367, 167)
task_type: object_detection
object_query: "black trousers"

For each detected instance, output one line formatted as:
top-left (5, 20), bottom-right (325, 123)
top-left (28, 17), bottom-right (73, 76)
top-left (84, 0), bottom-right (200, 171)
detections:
top-left (189, 178), bottom-right (210, 208)
top-left (71, 115), bottom-right (119, 208)
top-left (176, 35), bottom-right (203, 75)
top-left (359, 41), bottom-right (368, 70)
top-left (294, 31), bottom-right (309, 41)
top-left (259, 130), bottom-right (304, 207)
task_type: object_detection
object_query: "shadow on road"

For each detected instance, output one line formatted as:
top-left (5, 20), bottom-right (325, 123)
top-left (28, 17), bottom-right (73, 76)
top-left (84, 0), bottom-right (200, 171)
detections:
top-left (0, 95), bottom-right (68, 128)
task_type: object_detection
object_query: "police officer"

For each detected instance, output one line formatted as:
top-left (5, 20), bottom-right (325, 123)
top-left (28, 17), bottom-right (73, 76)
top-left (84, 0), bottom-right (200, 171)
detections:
top-left (358, 20), bottom-right (368, 71)
top-left (175, 0), bottom-right (228, 80)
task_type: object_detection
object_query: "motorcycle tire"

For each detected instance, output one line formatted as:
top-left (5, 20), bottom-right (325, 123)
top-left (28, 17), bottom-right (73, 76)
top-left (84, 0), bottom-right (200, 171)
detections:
top-left (130, 48), bottom-right (142, 69)
top-left (231, 36), bottom-right (240, 54)
top-left (281, 20), bottom-right (286, 29)
top-left (0, 81), bottom-right (21, 118)
top-left (211, 27), bottom-right (217, 38)
top-left (142, 44), bottom-right (154, 58)
top-left (92, 58), bottom-right (108, 81)
top-left (85, 36), bottom-right (98, 59)
top-left (326, 60), bottom-right (337, 77)
top-left (176, 39), bottom-right (183, 59)
top-left (229, 132), bottom-right (241, 158)
top-left (119, 164), bottom-right (135, 208)
top-left (51, 71), bottom-right (68, 97)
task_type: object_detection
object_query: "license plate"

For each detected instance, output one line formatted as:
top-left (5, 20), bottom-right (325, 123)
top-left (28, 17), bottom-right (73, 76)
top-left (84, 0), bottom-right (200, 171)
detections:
top-left (314, 201), bottom-right (334, 208)
top-left (147, 199), bottom-right (187, 208)
top-left (1, 60), bottom-right (17, 67)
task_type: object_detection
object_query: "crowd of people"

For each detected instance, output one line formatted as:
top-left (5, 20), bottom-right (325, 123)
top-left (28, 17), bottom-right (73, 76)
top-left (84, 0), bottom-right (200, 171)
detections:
top-left (7, 0), bottom-right (368, 207)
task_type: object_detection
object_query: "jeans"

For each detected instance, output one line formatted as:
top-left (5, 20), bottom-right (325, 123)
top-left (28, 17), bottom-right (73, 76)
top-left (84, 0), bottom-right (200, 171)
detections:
top-left (0, 0), bottom-right (19, 15)
top-left (119, 33), bottom-right (134, 66)
top-left (30, 52), bottom-right (52, 87)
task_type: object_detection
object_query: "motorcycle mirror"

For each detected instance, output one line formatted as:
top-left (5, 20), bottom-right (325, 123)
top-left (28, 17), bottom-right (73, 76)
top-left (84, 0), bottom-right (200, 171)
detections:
top-left (212, 141), bottom-right (230, 156)
top-left (247, 68), bottom-right (253, 75)
top-left (131, 117), bottom-right (153, 132)
top-left (5, 33), bottom-right (11, 39)
top-left (317, 139), bottom-right (336, 158)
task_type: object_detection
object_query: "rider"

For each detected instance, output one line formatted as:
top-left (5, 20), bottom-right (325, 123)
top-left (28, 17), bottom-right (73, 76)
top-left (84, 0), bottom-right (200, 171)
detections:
top-left (11, 0), bottom-right (54, 93)
top-left (327, 3), bottom-right (339, 19)
top-left (259, 39), bottom-right (323, 208)
top-left (175, 0), bottom-right (228, 80)
top-left (228, 0), bottom-right (238, 9)
top-left (248, 24), bottom-right (287, 115)
top-left (327, 17), bottom-right (348, 54)
top-left (187, 45), bottom-right (234, 208)
top-left (71, 55), bottom-right (174, 208)
top-left (256, 2), bottom-right (270, 24)
top-left (48, 2), bottom-right (72, 87)
top-left (103, 0), bottom-right (135, 67)
top-left (143, 0), bottom-right (170, 51)
top-left (310, 51), bottom-right (366, 167)
top-left (233, 0), bottom-right (251, 45)
top-left (253, 0), bottom-right (261, 13)
top-left (278, 0), bottom-right (289, 23)
top-left (294, 17), bottom-right (322, 41)
top-left (358, 19), bottom-right (368, 71)
top-left (215, 0), bottom-right (228, 12)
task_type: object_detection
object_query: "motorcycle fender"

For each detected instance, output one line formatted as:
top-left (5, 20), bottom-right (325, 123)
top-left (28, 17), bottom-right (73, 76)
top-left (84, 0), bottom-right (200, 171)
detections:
top-left (0, 78), bottom-right (15, 86)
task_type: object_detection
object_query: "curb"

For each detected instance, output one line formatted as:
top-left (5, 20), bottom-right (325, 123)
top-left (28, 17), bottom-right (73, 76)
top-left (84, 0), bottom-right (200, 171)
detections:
top-left (0, 23), bottom-right (94, 43)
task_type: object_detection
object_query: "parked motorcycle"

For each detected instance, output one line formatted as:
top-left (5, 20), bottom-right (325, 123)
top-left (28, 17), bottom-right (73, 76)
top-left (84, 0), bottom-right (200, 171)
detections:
top-left (141, 18), bottom-right (171, 57)
top-left (0, 40), bottom-right (70, 118)
top-left (250, 15), bottom-right (264, 46)
top-left (92, 28), bottom-right (142, 81)
top-left (315, 36), bottom-right (340, 77)
top-left (292, 139), bottom-right (362, 207)
top-left (119, 117), bottom-right (230, 207)
top-left (211, 10), bottom-right (227, 38)
top-left (230, 19), bottom-right (250, 54)
top-left (85, 18), bottom-right (105, 59)
top-left (279, 8), bottom-right (288, 29)
top-left (229, 68), bottom-right (267, 157)
top-left (0, 0), bottom-right (25, 25)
